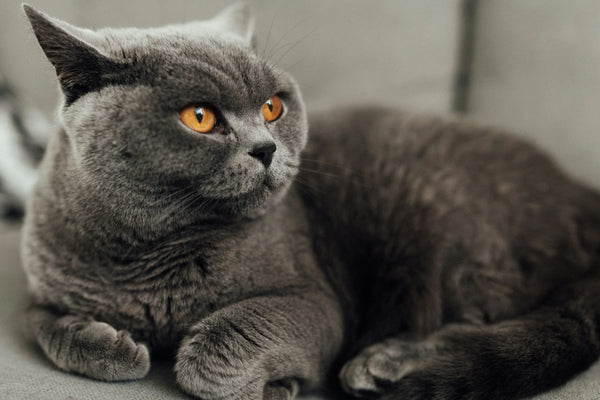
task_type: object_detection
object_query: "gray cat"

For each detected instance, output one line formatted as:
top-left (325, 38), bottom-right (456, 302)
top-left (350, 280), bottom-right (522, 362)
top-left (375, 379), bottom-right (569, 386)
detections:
top-left (21, 3), bottom-right (600, 400)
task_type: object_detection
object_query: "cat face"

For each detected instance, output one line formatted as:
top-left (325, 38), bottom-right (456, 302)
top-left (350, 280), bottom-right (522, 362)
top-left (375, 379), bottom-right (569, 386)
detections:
top-left (25, 4), bottom-right (307, 220)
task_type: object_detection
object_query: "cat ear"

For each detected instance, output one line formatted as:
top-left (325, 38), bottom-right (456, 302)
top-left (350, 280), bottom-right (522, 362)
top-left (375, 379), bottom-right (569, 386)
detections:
top-left (208, 2), bottom-right (257, 49)
top-left (23, 4), bottom-right (123, 105)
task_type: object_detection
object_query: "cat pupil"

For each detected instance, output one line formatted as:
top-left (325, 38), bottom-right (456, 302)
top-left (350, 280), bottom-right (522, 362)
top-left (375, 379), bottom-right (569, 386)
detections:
top-left (266, 100), bottom-right (273, 112)
top-left (194, 107), bottom-right (204, 123)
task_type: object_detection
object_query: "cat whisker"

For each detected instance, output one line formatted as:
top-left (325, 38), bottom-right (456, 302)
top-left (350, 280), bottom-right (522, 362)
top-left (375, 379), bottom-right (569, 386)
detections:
top-left (191, 196), bottom-right (217, 216)
top-left (284, 161), bottom-right (300, 168)
top-left (268, 26), bottom-right (319, 70)
top-left (297, 166), bottom-right (345, 179)
top-left (299, 156), bottom-right (347, 166)
top-left (261, 6), bottom-right (279, 59)
top-left (299, 156), bottom-right (351, 168)
top-left (293, 177), bottom-right (325, 200)
top-left (297, 165), bottom-right (376, 190)
top-left (147, 186), bottom-right (193, 207)
top-left (150, 187), bottom-right (201, 225)
top-left (281, 56), bottom-right (307, 73)
top-left (299, 157), bottom-right (372, 177)
top-left (265, 15), bottom-right (312, 61)
top-left (197, 196), bottom-right (220, 217)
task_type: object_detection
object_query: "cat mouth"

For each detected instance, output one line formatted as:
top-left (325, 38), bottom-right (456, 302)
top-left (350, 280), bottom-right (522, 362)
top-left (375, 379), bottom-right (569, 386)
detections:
top-left (263, 175), bottom-right (277, 190)
top-left (229, 172), bottom-right (285, 206)
top-left (224, 172), bottom-right (277, 200)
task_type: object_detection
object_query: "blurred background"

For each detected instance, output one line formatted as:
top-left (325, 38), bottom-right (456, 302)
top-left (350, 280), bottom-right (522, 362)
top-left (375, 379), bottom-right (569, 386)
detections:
top-left (1, 0), bottom-right (600, 187)
top-left (1, 1), bottom-right (600, 399)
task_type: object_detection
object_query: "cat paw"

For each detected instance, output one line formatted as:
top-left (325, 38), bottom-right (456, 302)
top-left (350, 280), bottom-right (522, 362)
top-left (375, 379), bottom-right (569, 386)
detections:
top-left (264, 379), bottom-right (299, 400)
top-left (175, 322), bottom-right (264, 399)
top-left (175, 318), bottom-right (300, 400)
top-left (52, 319), bottom-right (150, 381)
top-left (339, 339), bottom-right (432, 397)
top-left (28, 307), bottom-right (150, 381)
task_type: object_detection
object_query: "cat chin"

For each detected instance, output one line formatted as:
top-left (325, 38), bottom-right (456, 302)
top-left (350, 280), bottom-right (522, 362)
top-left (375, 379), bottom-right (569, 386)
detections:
top-left (212, 179), bottom-right (292, 220)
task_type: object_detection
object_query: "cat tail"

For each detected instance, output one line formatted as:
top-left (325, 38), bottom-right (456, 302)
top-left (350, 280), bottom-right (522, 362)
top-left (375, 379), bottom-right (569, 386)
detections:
top-left (0, 72), bottom-right (49, 219)
top-left (384, 275), bottom-right (600, 400)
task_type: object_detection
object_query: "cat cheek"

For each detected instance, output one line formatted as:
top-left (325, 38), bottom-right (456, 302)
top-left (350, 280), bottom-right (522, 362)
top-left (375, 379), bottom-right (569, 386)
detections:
top-left (273, 127), bottom-right (306, 155)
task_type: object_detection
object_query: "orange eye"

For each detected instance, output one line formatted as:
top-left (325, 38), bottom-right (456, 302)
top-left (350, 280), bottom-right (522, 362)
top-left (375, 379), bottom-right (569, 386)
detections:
top-left (179, 105), bottom-right (216, 133)
top-left (262, 95), bottom-right (283, 122)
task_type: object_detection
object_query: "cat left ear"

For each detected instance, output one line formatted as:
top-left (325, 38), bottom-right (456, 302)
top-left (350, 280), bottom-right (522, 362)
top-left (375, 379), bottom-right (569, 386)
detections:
top-left (208, 2), bottom-right (257, 49)
top-left (23, 4), bottom-right (125, 105)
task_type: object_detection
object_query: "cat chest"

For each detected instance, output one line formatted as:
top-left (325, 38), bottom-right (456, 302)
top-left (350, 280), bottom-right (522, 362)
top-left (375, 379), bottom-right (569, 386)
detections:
top-left (98, 236), bottom-right (312, 344)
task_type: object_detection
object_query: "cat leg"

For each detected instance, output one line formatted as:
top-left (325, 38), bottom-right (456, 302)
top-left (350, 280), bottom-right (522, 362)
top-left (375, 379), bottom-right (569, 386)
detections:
top-left (175, 292), bottom-right (343, 400)
top-left (340, 277), bottom-right (600, 400)
top-left (27, 305), bottom-right (150, 381)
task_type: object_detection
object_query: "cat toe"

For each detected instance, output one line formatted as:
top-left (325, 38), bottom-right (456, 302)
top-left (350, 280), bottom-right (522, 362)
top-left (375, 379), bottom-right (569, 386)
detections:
top-left (339, 355), bottom-right (382, 396)
top-left (263, 379), bottom-right (299, 400)
top-left (339, 341), bottom-right (422, 397)
top-left (75, 321), bottom-right (150, 381)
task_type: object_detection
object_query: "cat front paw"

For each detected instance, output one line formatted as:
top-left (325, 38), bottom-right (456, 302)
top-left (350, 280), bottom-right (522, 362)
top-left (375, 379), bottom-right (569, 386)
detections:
top-left (175, 317), bottom-right (301, 400)
top-left (264, 380), bottom-right (300, 400)
top-left (28, 307), bottom-right (151, 382)
top-left (175, 321), bottom-right (273, 399)
top-left (62, 320), bottom-right (150, 381)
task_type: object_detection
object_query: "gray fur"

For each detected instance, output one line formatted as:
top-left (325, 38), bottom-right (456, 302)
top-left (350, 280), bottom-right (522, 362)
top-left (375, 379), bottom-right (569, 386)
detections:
top-left (21, 4), bottom-right (600, 400)
top-left (302, 108), bottom-right (600, 399)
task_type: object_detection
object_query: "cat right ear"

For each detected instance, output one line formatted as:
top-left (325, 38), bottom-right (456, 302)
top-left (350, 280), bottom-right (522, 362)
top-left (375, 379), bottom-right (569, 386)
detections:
top-left (22, 4), bottom-right (123, 105)
top-left (208, 2), bottom-right (257, 49)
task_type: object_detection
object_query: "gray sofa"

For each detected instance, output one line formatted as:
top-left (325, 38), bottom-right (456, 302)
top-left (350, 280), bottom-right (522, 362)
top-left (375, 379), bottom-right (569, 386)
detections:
top-left (1, 0), bottom-right (600, 398)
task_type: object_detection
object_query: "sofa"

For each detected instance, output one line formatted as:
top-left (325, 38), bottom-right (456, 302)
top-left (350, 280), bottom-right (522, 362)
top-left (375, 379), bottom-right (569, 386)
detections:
top-left (1, 1), bottom-right (599, 398)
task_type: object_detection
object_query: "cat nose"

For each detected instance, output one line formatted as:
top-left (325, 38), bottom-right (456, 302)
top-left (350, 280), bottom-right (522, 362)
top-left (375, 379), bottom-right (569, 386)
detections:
top-left (248, 142), bottom-right (276, 168)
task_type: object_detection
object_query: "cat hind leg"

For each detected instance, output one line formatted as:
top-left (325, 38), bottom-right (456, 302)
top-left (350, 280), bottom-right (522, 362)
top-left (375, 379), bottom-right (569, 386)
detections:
top-left (339, 337), bottom-right (438, 397)
top-left (340, 278), bottom-right (600, 400)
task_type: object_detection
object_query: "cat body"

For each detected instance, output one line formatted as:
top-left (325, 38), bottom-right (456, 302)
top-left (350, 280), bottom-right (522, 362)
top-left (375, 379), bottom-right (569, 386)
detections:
top-left (304, 107), bottom-right (600, 334)
top-left (304, 106), bottom-right (600, 338)
top-left (24, 167), bottom-right (327, 354)
top-left (21, 4), bottom-right (600, 400)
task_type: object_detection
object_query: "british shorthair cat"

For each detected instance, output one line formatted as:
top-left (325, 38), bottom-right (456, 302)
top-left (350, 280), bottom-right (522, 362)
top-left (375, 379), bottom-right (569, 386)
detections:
top-left (21, 3), bottom-right (600, 400)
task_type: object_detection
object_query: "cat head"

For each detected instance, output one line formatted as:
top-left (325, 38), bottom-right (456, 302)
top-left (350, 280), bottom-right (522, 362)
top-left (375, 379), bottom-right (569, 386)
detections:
top-left (24, 3), bottom-right (307, 224)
